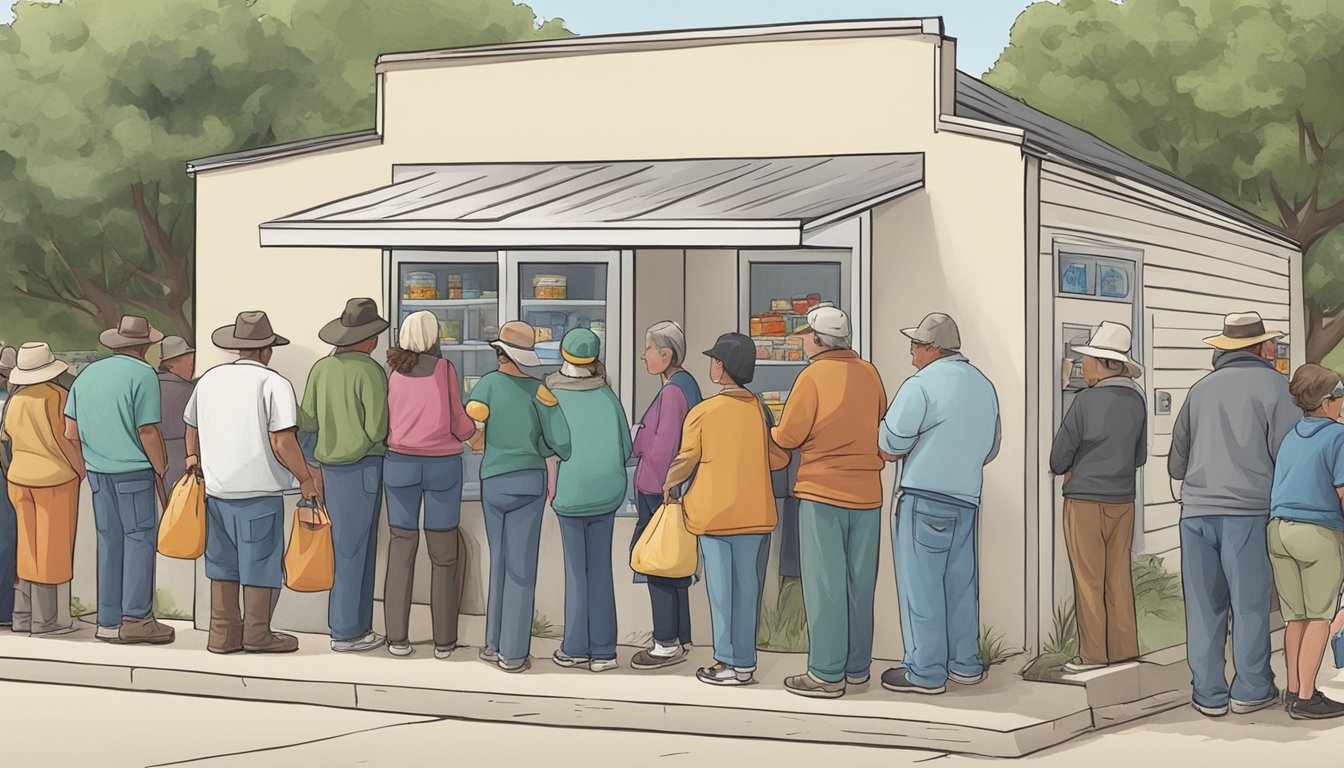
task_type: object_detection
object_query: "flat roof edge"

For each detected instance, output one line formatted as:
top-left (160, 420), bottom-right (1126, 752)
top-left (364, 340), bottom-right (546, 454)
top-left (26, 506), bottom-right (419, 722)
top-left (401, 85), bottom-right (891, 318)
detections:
top-left (376, 18), bottom-right (937, 71)
top-left (186, 129), bottom-right (381, 178)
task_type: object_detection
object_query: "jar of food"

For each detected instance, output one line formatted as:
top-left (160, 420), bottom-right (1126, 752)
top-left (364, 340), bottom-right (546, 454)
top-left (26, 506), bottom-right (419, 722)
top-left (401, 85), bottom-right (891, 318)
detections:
top-left (792, 295), bottom-right (810, 314)
top-left (404, 272), bottom-right (437, 300)
top-left (807, 293), bottom-right (822, 307)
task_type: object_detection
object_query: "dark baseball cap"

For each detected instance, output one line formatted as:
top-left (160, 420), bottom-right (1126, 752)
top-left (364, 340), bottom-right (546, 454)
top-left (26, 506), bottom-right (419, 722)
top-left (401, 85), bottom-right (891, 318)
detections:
top-left (703, 332), bottom-right (756, 385)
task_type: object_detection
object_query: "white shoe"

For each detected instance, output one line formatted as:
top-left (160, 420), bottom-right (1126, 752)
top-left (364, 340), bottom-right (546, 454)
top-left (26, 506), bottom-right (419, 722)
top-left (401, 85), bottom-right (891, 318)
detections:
top-left (331, 633), bottom-right (386, 653)
top-left (95, 625), bottom-right (120, 642)
top-left (846, 672), bottom-right (871, 686)
top-left (387, 642), bottom-right (414, 657)
top-left (498, 657), bottom-right (531, 673)
top-left (949, 669), bottom-right (988, 684)
top-left (589, 658), bottom-right (618, 673)
top-left (1193, 701), bottom-right (1229, 718)
top-left (435, 644), bottom-right (464, 660)
top-left (552, 650), bottom-right (589, 668)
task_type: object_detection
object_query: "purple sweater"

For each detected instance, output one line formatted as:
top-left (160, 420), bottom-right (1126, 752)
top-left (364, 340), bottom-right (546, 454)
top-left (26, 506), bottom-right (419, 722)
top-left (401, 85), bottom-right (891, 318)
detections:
top-left (632, 378), bottom-right (693, 495)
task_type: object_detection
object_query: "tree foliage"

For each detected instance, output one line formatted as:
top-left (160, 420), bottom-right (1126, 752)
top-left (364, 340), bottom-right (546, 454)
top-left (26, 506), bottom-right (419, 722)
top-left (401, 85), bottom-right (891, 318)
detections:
top-left (0, 0), bottom-right (570, 349)
top-left (987, 0), bottom-right (1344, 361)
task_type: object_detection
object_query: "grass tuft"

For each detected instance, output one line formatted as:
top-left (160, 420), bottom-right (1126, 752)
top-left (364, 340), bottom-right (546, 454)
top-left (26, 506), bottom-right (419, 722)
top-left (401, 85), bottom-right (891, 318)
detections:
top-left (531, 609), bottom-right (562, 639)
top-left (757, 576), bottom-right (808, 653)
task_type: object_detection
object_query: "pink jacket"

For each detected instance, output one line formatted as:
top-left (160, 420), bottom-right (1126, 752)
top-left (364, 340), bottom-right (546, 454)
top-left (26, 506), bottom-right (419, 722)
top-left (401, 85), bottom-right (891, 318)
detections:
top-left (387, 357), bottom-right (475, 456)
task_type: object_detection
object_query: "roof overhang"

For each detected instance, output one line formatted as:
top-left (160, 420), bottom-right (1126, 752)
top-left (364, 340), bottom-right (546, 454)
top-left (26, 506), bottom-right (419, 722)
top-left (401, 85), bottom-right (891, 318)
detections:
top-left (259, 154), bottom-right (924, 249)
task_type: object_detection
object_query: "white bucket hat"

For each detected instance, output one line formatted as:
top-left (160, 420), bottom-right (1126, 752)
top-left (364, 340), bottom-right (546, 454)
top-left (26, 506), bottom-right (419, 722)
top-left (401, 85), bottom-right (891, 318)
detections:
top-left (8, 342), bottom-right (70, 386)
top-left (1073, 321), bottom-right (1143, 378)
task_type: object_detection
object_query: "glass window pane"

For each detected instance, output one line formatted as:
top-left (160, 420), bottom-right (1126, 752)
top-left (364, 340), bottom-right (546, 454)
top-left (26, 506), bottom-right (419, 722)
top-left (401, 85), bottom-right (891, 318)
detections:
top-left (518, 261), bottom-right (610, 374)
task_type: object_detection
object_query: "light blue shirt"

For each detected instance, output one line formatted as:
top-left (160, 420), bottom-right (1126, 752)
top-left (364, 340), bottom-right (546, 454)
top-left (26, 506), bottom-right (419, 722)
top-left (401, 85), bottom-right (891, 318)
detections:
top-left (880, 353), bottom-right (1000, 508)
top-left (1270, 417), bottom-right (1344, 532)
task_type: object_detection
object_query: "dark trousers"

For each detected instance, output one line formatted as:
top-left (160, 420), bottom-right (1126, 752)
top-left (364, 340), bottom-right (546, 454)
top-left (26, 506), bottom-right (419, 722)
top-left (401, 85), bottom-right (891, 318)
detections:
top-left (634, 492), bottom-right (693, 646)
top-left (0, 464), bottom-right (15, 624)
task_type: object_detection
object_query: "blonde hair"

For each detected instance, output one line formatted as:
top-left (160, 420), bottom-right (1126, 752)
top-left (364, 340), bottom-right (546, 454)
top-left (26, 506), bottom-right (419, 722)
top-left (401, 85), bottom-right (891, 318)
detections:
top-left (399, 311), bottom-right (439, 354)
top-left (1290, 364), bottom-right (1342, 412)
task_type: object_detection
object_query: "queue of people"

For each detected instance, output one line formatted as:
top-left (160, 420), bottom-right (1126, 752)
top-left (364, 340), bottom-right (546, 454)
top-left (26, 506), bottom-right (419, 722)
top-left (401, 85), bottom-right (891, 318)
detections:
top-left (7, 300), bottom-right (1343, 715)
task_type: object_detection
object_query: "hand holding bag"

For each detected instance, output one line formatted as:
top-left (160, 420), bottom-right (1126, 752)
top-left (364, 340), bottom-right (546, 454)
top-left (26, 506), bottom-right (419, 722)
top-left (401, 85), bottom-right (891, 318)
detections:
top-left (1332, 629), bottom-right (1344, 669)
top-left (284, 497), bottom-right (334, 592)
top-left (630, 500), bottom-right (698, 579)
top-left (157, 473), bottom-right (207, 559)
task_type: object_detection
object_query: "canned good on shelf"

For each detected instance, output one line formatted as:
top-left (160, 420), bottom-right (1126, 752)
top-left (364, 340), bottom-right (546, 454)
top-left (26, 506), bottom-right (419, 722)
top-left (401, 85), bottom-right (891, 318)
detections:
top-left (404, 272), bottom-right (437, 300)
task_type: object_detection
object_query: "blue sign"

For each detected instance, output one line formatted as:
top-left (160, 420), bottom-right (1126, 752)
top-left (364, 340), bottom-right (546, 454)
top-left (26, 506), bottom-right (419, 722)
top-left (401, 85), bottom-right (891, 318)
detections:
top-left (1099, 266), bottom-right (1129, 298)
top-left (1061, 261), bottom-right (1091, 295)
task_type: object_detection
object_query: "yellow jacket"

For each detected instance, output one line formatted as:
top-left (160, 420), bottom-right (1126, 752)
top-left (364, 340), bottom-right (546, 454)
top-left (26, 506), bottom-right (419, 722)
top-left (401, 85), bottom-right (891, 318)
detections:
top-left (771, 349), bottom-right (888, 509)
top-left (665, 388), bottom-right (790, 536)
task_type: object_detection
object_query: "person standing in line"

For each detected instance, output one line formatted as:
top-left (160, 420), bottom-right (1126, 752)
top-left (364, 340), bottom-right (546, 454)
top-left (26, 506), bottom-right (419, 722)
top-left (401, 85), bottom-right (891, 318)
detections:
top-left (879, 313), bottom-right (1000, 696)
top-left (665, 332), bottom-right (789, 687)
top-left (1048, 322), bottom-right (1146, 674)
top-left (156, 336), bottom-right (196, 490)
top-left (0, 344), bottom-right (16, 630)
top-left (771, 306), bottom-right (888, 699)
top-left (1168, 312), bottom-right (1296, 718)
top-left (629, 321), bottom-right (702, 670)
top-left (4, 342), bottom-right (84, 636)
top-left (465, 321), bottom-right (572, 673)
top-left (299, 298), bottom-right (391, 654)
top-left (1267, 365), bottom-right (1344, 719)
top-left (187, 311), bottom-right (321, 655)
top-left (546, 329), bottom-right (632, 673)
top-left (64, 315), bottom-right (174, 645)
top-left (383, 311), bottom-right (476, 659)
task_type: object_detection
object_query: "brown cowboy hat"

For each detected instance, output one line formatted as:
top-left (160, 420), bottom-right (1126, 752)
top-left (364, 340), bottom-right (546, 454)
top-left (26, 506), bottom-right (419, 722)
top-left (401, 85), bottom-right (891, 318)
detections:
top-left (319, 298), bottom-right (389, 346)
top-left (212, 311), bottom-right (290, 350)
top-left (490, 320), bottom-right (542, 368)
top-left (100, 315), bottom-right (165, 350)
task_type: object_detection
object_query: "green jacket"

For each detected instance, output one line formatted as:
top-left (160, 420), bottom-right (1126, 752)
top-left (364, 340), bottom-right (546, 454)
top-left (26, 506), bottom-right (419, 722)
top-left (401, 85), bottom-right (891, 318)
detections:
top-left (298, 352), bottom-right (389, 465)
top-left (547, 372), bottom-right (632, 517)
top-left (467, 371), bottom-right (572, 480)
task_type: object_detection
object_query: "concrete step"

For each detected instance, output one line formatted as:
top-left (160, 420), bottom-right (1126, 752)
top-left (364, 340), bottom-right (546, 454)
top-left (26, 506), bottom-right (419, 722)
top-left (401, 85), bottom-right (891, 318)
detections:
top-left (0, 618), bottom-right (1092, 758)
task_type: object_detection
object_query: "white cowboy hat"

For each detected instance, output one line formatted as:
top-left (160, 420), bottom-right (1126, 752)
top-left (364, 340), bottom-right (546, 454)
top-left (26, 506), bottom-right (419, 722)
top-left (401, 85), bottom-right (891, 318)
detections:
top-left (1073, 321), bottom-right (1143, 378)
top-left (8, 342), bottom-right (70, 386)
top-left (1203, 311), bottom-right (1284, 351)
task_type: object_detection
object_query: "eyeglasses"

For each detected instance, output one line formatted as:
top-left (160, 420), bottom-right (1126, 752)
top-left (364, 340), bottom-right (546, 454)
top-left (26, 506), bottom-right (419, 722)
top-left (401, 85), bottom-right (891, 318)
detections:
top-left (1330, 381), bottom-right (1344, 401)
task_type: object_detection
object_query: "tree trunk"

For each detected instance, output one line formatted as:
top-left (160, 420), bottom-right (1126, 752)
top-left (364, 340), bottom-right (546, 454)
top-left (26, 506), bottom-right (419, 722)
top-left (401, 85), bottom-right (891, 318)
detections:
top-left (129, 183), bottom-right (194, 338)
top-left (1306, 299), bottom-right (1344, 363)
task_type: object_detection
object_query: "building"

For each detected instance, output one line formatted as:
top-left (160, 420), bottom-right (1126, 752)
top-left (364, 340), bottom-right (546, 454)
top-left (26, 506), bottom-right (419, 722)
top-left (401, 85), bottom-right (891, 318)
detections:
top-left (188, 18), bottom-right (1301, 654)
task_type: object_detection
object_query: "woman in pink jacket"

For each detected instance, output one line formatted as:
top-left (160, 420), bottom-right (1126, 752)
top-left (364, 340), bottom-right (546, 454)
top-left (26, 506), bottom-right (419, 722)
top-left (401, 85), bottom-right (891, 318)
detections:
top-left (383, 311), bottom-right (476, 659)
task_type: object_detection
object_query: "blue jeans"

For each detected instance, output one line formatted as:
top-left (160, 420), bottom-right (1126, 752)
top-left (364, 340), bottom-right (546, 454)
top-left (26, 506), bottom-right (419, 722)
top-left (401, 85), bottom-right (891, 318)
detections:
top-left (558, 511), bottom-right (618, 660)
top-left (700, 533), bottom-right (769, 669)
top-left (634, 492), bottom-right (693, 645)
top-left (0, 465), bottom-right (16, 624)
top-left (894, 492), bottom-right (982, 688)
top-left (482, 469), bottom-right (546, 663)
top-left (205, 496), bottom-right (284, 589)
top-left (1180, 515), bottom-right (1276, 708)
top-left (88, 470), bottom-right (158, 628)
top-left (322, 456), bottom-right (384, 641)
top-left (384, 452), bottom-right (463, 532)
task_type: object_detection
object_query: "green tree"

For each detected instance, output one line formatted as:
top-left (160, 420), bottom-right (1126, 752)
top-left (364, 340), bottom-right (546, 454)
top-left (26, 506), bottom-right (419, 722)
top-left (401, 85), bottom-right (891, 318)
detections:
top-left (0, 0), bottom-right (570, 349)
top-left (987, 0), bottom-right (1344, 361)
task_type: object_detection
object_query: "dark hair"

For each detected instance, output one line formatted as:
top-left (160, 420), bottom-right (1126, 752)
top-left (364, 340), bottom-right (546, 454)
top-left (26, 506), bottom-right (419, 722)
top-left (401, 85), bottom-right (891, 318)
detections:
top-left (387, 347), bottom-right (419, 375)
top-left (1290, 364), bottom-right (1342, 412)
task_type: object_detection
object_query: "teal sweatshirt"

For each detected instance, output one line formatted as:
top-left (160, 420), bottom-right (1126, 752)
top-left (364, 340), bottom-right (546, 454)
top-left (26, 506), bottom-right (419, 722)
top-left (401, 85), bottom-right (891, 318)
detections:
top-left (546, 372), bottom-right (633, 516)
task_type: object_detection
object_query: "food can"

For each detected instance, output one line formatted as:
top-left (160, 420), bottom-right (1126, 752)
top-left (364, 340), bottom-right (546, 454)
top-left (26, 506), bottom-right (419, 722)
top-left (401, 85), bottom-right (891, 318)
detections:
top-left (404, 272), bottom-right (437, 300)
top-left (807, 293), bottom-right (822, 307)
top-left (792, 295), bottom-right (810, 314)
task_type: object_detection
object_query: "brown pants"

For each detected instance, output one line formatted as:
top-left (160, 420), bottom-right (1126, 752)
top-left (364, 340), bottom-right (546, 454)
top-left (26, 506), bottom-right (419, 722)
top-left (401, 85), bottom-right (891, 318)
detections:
top-left (1063, 498), bottom-right (1140, 664)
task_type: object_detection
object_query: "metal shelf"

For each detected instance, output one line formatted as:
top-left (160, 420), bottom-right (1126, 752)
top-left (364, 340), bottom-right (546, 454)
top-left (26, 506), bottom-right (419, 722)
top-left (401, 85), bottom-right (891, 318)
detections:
top-left (755, 360), bottom-right (807, 366)
top-left (440, 343), bottom-right (495, 351)
top-left (520, 299), bottom-right (607, 308)
top-left (400, 298), bottom-right (497, 308)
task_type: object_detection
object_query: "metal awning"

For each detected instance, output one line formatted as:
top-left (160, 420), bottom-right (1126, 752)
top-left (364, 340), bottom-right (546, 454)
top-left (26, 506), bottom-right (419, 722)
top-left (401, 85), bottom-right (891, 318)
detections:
top-left (259, 154), bottom-right (923, 248)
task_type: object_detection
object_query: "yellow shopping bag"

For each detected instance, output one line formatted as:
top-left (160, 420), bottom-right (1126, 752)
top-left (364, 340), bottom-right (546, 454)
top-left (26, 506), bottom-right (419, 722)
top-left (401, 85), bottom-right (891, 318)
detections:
top-left (630, 500), bottom-right (698, 579)
top-left (157, 473), bottom-right (206, 559)
top-left (284, 498), bottom-right (334, 592)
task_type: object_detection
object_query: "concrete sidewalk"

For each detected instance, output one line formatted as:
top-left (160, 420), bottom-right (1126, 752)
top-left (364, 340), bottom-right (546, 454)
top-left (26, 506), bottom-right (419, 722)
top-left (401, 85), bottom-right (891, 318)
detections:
top-left (0, 613), bottom-right (1095, 758)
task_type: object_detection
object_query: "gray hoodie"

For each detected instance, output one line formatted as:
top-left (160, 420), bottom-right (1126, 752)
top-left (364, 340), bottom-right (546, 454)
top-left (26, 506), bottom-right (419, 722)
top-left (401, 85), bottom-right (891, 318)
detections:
top-left (1050, 376), bottom-right (1147, 503)
top-left (1167, 351), bottom-right (1298, 517)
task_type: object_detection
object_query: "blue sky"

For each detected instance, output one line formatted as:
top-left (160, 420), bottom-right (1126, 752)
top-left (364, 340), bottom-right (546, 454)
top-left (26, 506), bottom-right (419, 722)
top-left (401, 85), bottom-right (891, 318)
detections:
top-left (2, 0), bottom-right (1040, 74)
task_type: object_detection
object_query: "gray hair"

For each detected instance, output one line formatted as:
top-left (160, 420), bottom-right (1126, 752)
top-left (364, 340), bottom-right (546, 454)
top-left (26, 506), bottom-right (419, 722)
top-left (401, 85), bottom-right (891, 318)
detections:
top-left (814, 332), bottom-right (851, 350)
top-left (646, 321), bottom-right (686, 368)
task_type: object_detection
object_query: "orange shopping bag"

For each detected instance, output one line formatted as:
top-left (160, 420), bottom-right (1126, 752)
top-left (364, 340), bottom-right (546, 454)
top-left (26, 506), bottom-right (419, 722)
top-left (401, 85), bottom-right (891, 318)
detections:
top-left (157, 473), bottom-right (206, 559)
top-left (284, 497), bottom-right (334, 592)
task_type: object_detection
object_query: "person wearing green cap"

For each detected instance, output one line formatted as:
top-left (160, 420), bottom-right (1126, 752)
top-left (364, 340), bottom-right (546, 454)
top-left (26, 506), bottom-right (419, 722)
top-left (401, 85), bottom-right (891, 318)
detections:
top-left (545, 328), bottom-right (632, 673)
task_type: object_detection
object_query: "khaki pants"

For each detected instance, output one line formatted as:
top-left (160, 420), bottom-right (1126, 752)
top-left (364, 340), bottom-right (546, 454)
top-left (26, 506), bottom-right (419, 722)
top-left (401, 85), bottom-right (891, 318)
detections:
top-left (1063, 499), bottom-right (1140, 664)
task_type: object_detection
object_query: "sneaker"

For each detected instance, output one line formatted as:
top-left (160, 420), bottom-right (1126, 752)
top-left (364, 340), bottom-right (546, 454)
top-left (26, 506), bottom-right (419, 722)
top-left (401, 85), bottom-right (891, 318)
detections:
top-left (696, 662), bottom-right (756, 686)
top-left (330, 632), bottom-right (386, 653)
top-left (1290, 692), bottom-right (1344, 720)
top-left (32, 625), bottom-right (78, 638)
top-left (949, 669), bottom-right (987, 685)
top-left (880, 667), bottom-right (945, 695)
top-left (1285, 692), bottom-right (1299, 712)
top-left (846, 672), bottom-right (871, 687)
top-left (1231, 690), bottom-right (1280, 715)
top-left (631, 646), bottom-right (689, 670)
top-left (387, 642), bottom-right (415, 657)
top-left (498, 657), bottom-right (531, 673)
top-left (479, 647), bottom-right (500, 663)
top-left (552, 650), bottom-right (589, 668)
top-left (1061, 658), bottom-right (1106, 675)
top-left (784, 673), bottom-right (846, 699)
top-left (117, 617), bottom-right (175, 645)
top-left (1192, 701), bottom-right (1229, 718)
top-left (435, 644), bottom-right (464, 660)
top-left (95, 625), bottom-right (121, 642)
top-left (589, 658), bottom-right (618, 673)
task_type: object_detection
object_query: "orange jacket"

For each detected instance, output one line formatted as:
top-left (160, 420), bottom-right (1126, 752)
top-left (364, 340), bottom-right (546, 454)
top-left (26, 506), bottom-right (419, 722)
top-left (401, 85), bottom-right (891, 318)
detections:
top-left (665, 388), bottom-right (790, 536)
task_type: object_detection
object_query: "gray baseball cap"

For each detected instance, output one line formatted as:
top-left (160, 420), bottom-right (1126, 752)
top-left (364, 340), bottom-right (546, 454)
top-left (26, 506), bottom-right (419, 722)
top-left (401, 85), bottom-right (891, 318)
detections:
top-left (901, 313), bottom-right (961, 351)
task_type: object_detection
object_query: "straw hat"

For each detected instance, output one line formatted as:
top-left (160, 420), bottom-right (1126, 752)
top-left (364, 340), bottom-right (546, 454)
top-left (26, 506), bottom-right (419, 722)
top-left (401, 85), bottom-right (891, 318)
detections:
top-left (1073, 321), bottom-right (1143, 378)
top-left (490, 321), bottom-right (541, 367)
top-left (100, 315), bottom-right (164, 350)
top-left (8, 342), bottom-right (69, 386)
top-left (1203, 312), bottom-right (1284, 351)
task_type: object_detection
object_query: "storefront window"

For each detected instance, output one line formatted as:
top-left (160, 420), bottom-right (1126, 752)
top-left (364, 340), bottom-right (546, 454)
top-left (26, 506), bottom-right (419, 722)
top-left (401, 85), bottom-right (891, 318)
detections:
top-left (517, 262), bottom-right (610, 369)
top-left (743, 257), bottom-right (845, 402)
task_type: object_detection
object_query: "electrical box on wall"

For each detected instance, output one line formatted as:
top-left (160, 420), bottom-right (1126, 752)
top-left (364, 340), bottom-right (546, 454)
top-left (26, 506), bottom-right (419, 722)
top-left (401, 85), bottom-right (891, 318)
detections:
top-left (1155, 390), bottom-right (1173, 416)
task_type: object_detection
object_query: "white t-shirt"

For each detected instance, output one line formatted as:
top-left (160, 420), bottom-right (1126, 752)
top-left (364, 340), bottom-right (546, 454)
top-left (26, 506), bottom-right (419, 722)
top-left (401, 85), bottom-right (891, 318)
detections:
top-left (184, 360), bottom-right (300, 499)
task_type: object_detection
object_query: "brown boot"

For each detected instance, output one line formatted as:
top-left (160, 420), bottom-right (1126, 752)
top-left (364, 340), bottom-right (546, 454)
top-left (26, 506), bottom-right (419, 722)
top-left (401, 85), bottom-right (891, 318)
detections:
top-left (118, 615), bottom-right (175, 645)
top-left (208, 580), bottom-right (243, 654)
top-left (242, 586), bottom-right (298, 653)
top-left (426, 528), bottom-right (462, 649)
top-left (383, 527), bottom-right (419, 648)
